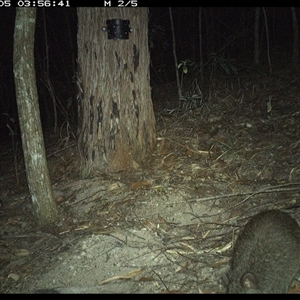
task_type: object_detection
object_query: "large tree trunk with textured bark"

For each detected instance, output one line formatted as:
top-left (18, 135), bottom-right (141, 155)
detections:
top-left (13, 8), bottom-right (59, 226)
top-left (77, 8), bottom-right (156, 177)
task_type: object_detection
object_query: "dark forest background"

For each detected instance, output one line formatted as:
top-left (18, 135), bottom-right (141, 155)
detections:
top-left (0, 7), bottom-right (298, 145)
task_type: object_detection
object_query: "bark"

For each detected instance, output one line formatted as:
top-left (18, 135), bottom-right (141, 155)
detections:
top-left (291, 7), bottom-right (299, 68)
top-left (77, 8), bottom-right (156, 177)
top-left (13, 8), bottom-right (59, 226)
top-left (254, 7), bottom-right (260, 65)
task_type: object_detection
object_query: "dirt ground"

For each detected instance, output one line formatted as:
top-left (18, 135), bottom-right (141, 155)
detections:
top-left (1, 66), bottom-right (300, 293)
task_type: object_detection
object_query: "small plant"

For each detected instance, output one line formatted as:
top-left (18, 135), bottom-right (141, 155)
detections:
top-left (3, 113), bottom-right (17, 137)
top-left (180, 83), bottom-right (203, 110)
top-left (148, 24), bottom-right (169, 52)
top-left (208, 53), bottom-right (238, 76)
top-left (3, 112), bottom-right (20, 185)
top-left (178, 59), bottom-right (203, 110)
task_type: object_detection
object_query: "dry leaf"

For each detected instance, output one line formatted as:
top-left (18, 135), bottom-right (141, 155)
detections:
top-left (130, 181), bottom-right (152, 190)
top-left (13, 248), bottom-right (30, 257)
top-left (100, 268), bottom-right (144, 285)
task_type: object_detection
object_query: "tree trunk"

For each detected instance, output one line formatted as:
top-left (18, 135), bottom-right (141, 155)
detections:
top-left (13, 8), bottom-right (59, 226)
top-left (291, 7), bottom-right (299, 68)
top-left (169, 7), bottom-right (181, 106)
top-left (77, 8), bottom-right (156, 177)
top-left (254, 7), bottom-right (260, 65)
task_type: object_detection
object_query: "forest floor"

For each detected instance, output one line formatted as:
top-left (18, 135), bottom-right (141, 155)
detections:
top-left (1, 65), bottom-right (300, 293)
